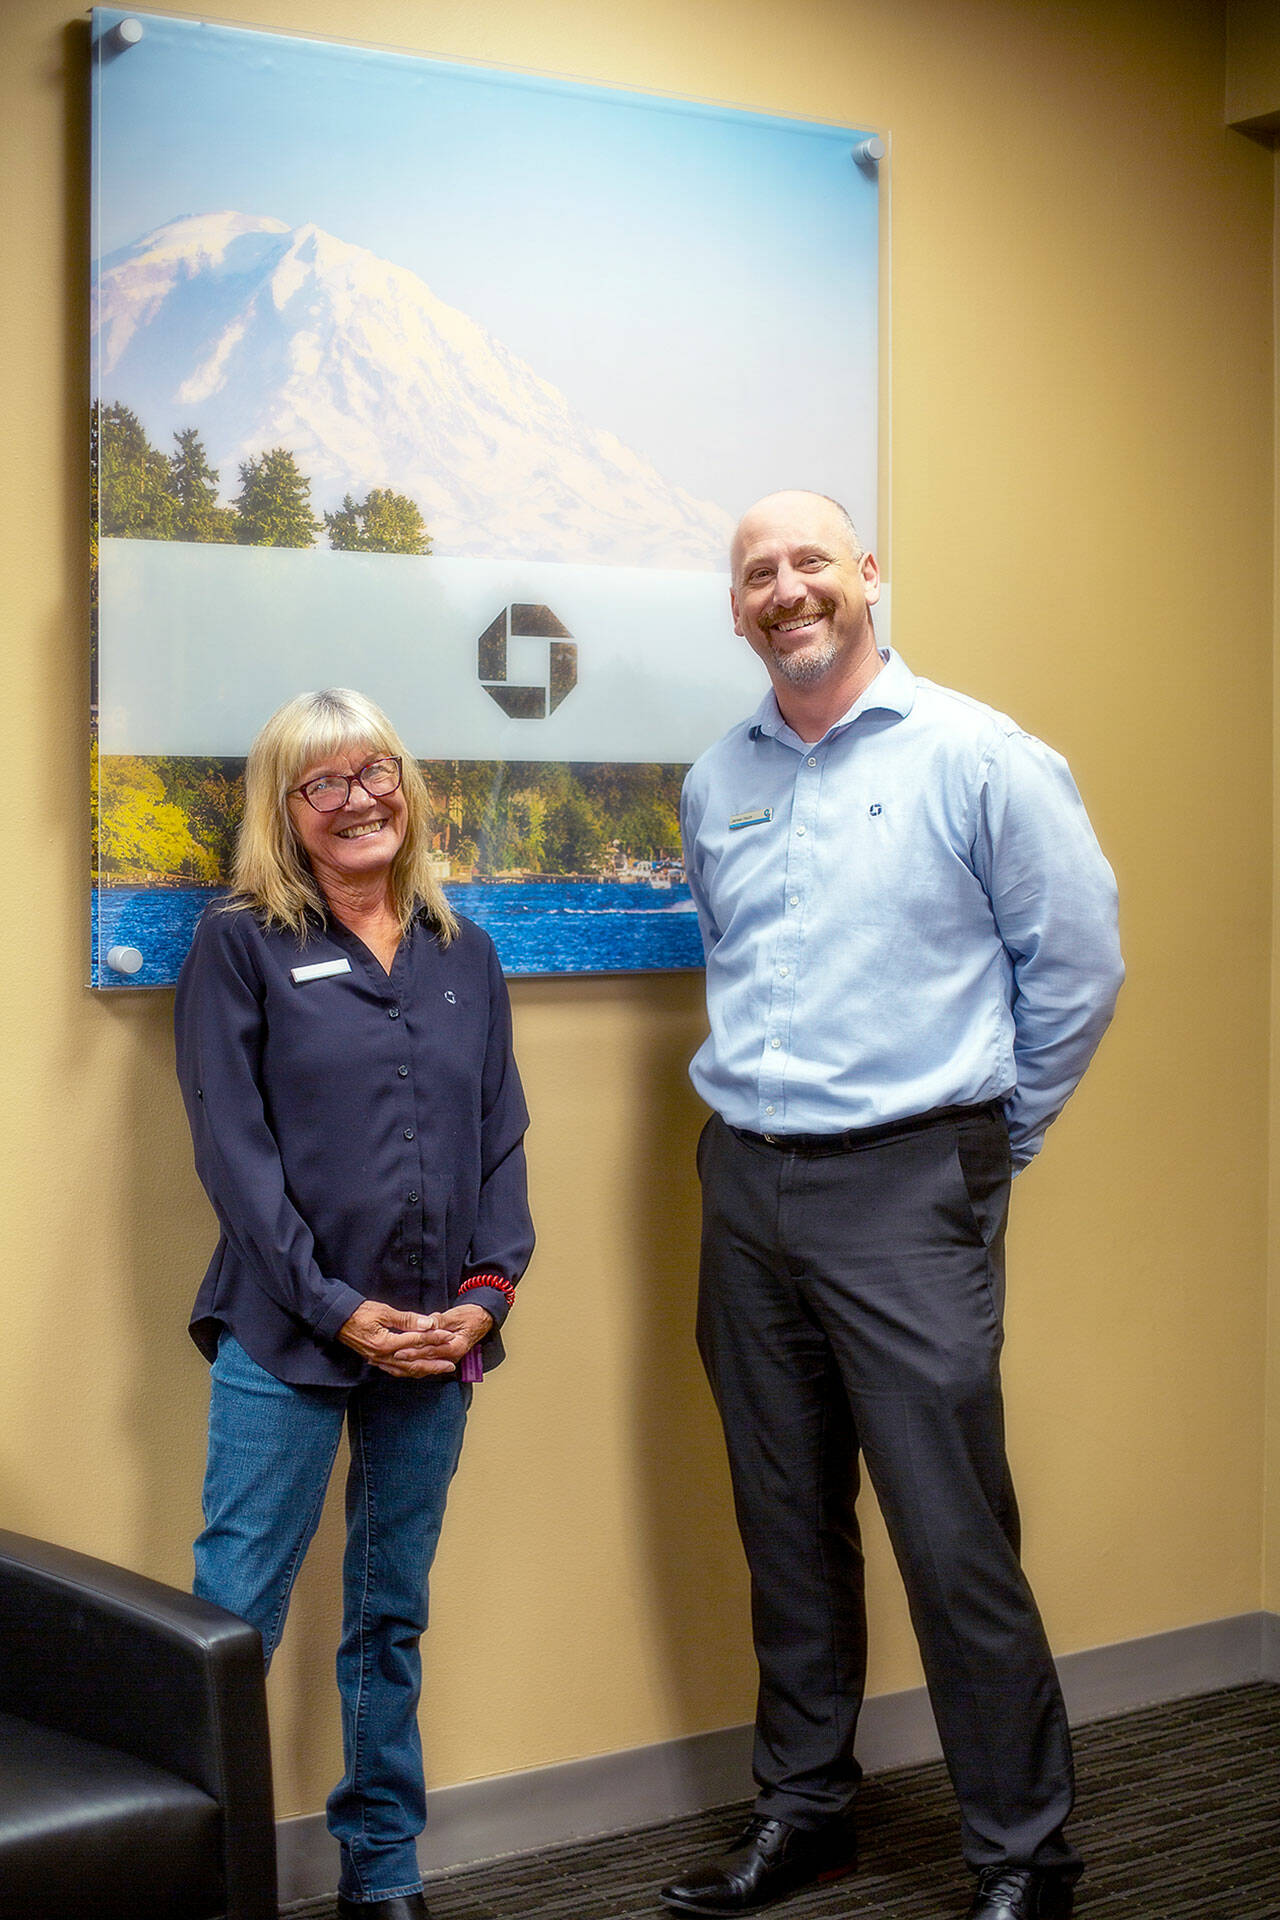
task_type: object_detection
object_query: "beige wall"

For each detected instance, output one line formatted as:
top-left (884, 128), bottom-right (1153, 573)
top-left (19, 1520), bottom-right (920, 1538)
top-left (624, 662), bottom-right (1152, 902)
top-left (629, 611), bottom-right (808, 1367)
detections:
top-left (1, 0), bottom-right (1274, 1819)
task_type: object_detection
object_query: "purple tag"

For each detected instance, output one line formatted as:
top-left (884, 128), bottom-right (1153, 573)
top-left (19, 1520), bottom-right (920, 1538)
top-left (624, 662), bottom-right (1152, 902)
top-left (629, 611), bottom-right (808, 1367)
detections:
top-left (459, 1347), bottom-right (484, 1384)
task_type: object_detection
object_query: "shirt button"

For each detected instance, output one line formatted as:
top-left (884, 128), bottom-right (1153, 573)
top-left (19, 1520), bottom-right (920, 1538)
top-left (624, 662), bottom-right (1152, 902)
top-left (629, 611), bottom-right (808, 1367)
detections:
top-left (408, 1252), bottom-right (420, 1268)
top-left (403, 1127), bottom-right (415, 1141)
top-left (407, 1189), bottom-right (419, 1203)
top-left (789, 895), bottom-right (799, 907)
top-left (796, 825), bottom-right (806, 836)
top-left (397, 1064), bottom-right (409, 1077)
top-left (807, 756), bottom-right (817, 767)
top-left (388, 1006), bottom-right (400, 1019)
top-left (765, 1104), bottom-right (776, 1116)
top-left (770, 1037), bottom-right (781, 1050)
top-left (779, 966), bottom-right (789, 977)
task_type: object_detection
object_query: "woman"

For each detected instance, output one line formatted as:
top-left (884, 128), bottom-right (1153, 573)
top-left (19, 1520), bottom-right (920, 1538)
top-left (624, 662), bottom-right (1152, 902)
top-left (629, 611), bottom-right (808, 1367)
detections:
top-left (175, 689), bottom-right (533, 1920)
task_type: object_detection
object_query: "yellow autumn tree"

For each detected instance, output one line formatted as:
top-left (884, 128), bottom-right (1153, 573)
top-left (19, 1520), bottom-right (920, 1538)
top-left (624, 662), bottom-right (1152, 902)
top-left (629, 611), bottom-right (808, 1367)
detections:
top-left (97, 756), bottom-right (220, 883)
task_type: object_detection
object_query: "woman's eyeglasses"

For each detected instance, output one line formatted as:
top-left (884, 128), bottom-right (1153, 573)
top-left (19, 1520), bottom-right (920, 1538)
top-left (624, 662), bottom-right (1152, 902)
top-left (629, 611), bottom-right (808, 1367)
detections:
top-left (290, 756), bottom-right (403, 813)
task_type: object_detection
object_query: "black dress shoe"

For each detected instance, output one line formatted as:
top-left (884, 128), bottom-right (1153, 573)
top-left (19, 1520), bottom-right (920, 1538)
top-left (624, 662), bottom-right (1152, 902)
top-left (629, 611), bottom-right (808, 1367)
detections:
top-left (336, 1894), bottom-right (430, 1920)
top-left (965, 1867), bottom-right (1075, 1920)
top-left (659, 1814), bottom-right (858, 1914)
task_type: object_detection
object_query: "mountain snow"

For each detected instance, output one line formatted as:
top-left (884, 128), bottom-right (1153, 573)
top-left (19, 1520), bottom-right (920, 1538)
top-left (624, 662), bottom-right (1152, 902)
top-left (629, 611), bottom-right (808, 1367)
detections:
top-left (93, 212), bottom-right (735, 568)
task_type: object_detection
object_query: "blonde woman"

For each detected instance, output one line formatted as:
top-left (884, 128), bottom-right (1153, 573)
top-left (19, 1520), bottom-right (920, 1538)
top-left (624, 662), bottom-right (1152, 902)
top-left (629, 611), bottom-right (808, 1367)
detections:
top-left (176, 689), bottom-right (533, 1920)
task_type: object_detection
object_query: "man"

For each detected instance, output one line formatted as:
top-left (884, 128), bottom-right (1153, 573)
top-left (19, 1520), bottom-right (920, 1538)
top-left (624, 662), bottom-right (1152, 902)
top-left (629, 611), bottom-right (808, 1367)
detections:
top-left (661, 492), bottom-right (1122, 1920)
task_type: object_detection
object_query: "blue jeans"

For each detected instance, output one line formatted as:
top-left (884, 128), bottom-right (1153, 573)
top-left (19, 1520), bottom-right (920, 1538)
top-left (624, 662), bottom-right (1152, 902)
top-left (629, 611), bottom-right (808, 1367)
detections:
top-left (194, 1333), bottom-right (470, 1902)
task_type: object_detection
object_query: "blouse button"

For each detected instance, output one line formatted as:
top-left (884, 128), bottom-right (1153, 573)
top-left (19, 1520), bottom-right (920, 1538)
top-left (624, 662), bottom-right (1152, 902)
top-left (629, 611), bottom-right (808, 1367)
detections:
top-left (403, 1127), bottom-right (415, 1141)
top-left (397, 1064), bottom-right (409, 1077)
top-left (388, 1006), bottom-right (400, 1019)
top-left (407, 1189), bottom-right (419, 1204)
top-left (407, 1253), bottom-right (420, 1268)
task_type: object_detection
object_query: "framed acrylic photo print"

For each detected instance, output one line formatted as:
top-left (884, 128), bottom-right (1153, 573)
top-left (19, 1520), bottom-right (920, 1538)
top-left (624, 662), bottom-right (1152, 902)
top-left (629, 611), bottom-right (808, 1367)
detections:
top-left (90, 9), bottom-right (885, 984)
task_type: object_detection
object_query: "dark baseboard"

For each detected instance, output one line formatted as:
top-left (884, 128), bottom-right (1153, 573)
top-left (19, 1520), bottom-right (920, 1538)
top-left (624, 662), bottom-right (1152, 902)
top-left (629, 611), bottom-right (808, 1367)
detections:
top-left (276, 1608), bottom-right (1280, 1904)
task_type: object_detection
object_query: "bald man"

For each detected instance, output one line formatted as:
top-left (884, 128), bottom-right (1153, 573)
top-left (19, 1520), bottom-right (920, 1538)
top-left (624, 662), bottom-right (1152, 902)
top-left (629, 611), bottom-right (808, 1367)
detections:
top-left (660, 493), bottom-right (1123, 1920)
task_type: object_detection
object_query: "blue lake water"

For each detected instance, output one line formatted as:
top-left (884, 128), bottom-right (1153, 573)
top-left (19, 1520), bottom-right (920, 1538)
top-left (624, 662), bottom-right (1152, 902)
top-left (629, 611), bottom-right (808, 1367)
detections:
top-left (91, 880), bottom-right (704, 988)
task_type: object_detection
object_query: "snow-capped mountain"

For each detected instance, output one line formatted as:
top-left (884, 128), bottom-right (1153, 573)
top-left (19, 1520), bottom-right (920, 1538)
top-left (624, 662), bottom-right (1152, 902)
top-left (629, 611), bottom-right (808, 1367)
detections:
top-left (92, 212), bottom-right (735, 569)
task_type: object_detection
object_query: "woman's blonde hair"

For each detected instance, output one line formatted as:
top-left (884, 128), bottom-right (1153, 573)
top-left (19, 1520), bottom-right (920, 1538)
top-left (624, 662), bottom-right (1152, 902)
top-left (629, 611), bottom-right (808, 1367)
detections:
top-left (227, 688), bottom-right (458, 944)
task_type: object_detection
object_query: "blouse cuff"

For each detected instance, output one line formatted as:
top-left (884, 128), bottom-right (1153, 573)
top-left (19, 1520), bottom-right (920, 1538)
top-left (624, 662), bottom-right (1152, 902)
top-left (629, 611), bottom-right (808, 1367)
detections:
top-left (456, 1272), bottom-right (516, 1328)
top-left (313, 1282), bottom-right (368, 1347)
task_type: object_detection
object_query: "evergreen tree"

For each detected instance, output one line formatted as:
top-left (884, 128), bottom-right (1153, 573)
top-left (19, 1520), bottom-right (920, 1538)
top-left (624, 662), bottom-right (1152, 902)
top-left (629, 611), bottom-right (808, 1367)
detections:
top-left (324, 494), bottom-right (364, 550)
top-left (325, 488), bottom-right (430, 554)
top-left (169, 429), bottom-right (235, 543)
top-left (97, 402), bottom-right (176, 539)
top-left (234, 448), bottom-right (320, 548)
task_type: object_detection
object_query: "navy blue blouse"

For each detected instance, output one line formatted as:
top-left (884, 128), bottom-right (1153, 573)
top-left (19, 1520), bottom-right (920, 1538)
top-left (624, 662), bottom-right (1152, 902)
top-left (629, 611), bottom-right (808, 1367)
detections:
top-left (175, 903), bottom-right (534, 1386)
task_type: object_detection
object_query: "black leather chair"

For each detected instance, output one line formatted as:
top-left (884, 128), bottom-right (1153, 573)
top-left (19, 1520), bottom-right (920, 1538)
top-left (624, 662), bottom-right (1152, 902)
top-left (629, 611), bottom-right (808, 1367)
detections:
top-left (0, 1528), bottom-right (277, 1920)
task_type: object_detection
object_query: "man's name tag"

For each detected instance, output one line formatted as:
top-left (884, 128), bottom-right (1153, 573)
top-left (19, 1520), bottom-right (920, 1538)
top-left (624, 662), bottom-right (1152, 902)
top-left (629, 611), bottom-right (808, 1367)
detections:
top-left (291, 958), bottom-right (353, 985)
top-left (729, 806), bottom-right (774, 831)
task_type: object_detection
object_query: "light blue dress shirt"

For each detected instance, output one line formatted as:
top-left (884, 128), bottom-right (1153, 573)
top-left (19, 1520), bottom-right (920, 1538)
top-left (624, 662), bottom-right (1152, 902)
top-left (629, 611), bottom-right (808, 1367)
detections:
top-left (680, 649), bottom-right (1123, 1168)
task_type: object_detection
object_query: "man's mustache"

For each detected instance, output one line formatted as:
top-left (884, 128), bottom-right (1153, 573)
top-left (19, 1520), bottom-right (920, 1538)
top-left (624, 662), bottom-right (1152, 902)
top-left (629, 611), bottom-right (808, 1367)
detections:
top-left (761, 600), bottom-right (832, 633)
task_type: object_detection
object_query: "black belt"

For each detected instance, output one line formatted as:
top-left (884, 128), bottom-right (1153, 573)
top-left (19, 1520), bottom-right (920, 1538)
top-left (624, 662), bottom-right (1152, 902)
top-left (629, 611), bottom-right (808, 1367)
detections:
top-left (730, 1101), bottom-right (1003, 1154)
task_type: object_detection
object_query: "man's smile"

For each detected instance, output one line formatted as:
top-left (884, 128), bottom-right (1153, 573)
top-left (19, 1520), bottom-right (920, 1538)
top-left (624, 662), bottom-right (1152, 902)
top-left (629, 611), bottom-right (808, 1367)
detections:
top-left (764, 601), bottom-right (831, 638)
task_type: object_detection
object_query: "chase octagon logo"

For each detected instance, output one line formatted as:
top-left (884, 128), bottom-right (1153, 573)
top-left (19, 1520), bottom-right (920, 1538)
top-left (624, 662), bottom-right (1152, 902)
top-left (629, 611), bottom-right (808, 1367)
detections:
top-left (477, 604), bottom-right (577, 719)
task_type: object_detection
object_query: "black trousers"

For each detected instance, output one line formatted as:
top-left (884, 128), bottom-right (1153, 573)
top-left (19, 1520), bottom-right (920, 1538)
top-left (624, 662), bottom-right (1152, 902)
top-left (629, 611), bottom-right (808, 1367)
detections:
top-left (696, 1106), bottom-right (1080, 1876)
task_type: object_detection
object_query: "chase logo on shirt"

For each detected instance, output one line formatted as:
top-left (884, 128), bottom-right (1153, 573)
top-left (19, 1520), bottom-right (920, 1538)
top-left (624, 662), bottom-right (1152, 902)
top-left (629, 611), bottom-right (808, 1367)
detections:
top-left (869, 803), bottom-right (882, 816)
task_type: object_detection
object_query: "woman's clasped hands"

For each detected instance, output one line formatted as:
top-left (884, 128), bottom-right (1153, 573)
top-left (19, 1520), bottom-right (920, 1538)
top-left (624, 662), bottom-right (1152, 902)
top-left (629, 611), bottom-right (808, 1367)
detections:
top-left (337, 1299), bottom-right (494, 1377)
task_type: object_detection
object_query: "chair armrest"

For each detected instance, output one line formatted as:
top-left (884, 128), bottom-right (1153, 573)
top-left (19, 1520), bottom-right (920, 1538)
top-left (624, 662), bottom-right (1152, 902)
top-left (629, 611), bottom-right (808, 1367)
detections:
top-left (0, 1529), bottom-right (276, 1919)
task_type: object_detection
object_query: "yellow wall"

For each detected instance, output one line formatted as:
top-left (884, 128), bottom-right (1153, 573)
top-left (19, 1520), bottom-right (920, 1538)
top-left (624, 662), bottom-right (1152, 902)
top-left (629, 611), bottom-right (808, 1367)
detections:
top-left (1269, 142), bottom-right (1280, 1616)
top-left (1, 0), bottom-right (1274, 1820)
top-left (1228, 0), bottom-right (1280, 1623)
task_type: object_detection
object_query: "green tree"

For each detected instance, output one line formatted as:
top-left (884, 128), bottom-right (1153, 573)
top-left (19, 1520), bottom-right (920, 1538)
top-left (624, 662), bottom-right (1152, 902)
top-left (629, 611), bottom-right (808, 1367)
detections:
top-left (97, 402), bottom-right (176, 539)
top-left (169, 429), bottom-right (236, 543)
top-left (616, 796), bottom-right (680, 861)
top-left (325, 488), bottom-right (430, 554)
top-left (234, 448), bottom-right (320, 548)
top-left (507, 788), bottom-right (547, 871)
top-left (97, 756), bottom-right (220, 881)
top-left (545, 790), bottom-right (607, 874)
top-left (154, 757), bottom-right (245, 876)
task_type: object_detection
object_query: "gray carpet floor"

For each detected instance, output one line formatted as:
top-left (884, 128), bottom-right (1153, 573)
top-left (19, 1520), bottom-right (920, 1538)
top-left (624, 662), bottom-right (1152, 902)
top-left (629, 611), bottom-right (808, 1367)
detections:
top-left (283, 1682), bottom-right (1280, 1920)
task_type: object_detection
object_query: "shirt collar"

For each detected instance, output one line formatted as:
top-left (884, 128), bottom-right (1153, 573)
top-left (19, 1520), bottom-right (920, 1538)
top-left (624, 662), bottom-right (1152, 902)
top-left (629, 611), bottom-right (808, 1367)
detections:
top-left (748, 647), bottom-right (917, 748)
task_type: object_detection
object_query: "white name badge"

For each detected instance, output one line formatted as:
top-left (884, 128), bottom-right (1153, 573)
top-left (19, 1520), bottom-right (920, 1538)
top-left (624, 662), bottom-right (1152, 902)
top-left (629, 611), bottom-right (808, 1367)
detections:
top-left (291, 958), bottom-right (353, 985)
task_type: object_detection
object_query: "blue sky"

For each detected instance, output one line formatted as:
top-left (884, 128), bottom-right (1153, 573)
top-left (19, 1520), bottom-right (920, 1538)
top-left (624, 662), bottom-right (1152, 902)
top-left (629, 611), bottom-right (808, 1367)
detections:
top-left (92, 8), bottom-right (882, 536)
